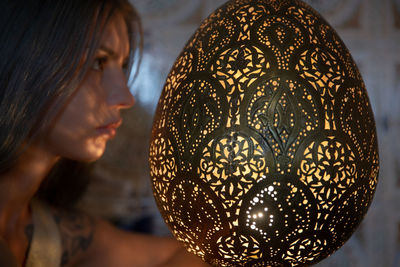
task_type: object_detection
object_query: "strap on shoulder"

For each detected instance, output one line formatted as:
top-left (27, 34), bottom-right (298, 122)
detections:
top-left (25, 199), bottom-right (62, 267)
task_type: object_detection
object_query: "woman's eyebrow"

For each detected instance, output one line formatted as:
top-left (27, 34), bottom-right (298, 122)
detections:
top-left (99, 45), bottom-right (117, 58)
top-left (99, 45), bottom-right (129, 62)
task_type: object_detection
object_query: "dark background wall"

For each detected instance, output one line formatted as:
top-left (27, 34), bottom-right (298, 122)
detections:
top-left (77, 0), bottom-right (400, 266)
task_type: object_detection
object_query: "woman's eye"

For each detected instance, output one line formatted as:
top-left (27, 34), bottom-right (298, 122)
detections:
top-left (92, 56), bottom-right (108, 71)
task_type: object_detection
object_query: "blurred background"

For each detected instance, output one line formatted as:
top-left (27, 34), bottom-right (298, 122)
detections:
top-left (77, 0), bottom-right (400, 266)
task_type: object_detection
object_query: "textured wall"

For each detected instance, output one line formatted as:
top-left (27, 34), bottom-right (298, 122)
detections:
top-left (77, 0), bottom-right (400, 266)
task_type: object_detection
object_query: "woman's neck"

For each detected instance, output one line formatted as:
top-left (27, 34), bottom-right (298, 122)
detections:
top-left (0, 143), bottom-right (59, 265)
top-left (0, 144), bottom-right (59, 234)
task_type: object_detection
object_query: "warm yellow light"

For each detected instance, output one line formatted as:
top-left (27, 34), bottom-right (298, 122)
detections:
top-left (149, 0), bottom-right (379, 266)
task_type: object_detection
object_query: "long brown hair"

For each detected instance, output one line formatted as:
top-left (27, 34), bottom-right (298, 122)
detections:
top-left (0, 0), bottom-right (142, 207)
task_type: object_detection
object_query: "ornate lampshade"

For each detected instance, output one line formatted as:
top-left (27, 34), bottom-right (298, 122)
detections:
top-left (149, 0), bottom-right (379, 266)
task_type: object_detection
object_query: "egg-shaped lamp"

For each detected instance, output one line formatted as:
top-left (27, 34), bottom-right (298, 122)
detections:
top-left (149, 0), bottom-right (379, 266)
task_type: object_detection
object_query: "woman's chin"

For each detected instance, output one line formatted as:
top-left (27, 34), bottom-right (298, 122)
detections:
top-left (46, 133), bottom-right (110, 162)
top-left (73, 137), bottom-right (108, 162)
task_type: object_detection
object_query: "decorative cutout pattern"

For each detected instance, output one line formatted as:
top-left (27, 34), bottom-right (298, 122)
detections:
top-left (210, 45), bottom-right (270, 127)
top-left (149, 133), bottom-right (177, 209)
top-left (247, 77), bottom-right (321, 173)
top-left (198, 131), bottom-right (268, 208)
top-left (298, 136), bottom-right (357, 209)
top-left (257, 16), bottom-right (305, 69)
top-left (149, 0), bottom-right (379, 266)
top-left (167, 178), bottom-right (228, 259)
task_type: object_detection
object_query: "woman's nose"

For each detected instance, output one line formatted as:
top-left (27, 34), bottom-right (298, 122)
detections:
top-left (104, 67), bottom-right (135, 109)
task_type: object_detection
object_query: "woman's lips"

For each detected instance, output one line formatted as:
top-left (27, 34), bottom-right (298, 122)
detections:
top-left (96, 119), bottom-right (122, 138)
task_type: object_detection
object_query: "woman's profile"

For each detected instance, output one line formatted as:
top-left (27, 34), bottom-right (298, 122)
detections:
top-left (0, 0), bottom-right (209, 266)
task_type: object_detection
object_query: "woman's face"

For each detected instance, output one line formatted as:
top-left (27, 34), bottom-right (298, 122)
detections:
top-left (44, 13), bottom-right (135, 162)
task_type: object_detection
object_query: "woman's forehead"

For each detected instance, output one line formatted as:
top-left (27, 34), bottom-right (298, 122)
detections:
top-left (100, 13), bottom-right (129, 58)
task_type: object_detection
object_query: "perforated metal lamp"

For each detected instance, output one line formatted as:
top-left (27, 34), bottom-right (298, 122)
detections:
top-left (149, 0), bottom-right (379, 266)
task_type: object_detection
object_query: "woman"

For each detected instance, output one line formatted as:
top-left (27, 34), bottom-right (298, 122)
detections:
top-left (0, 0), bottom-right (209, 266)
